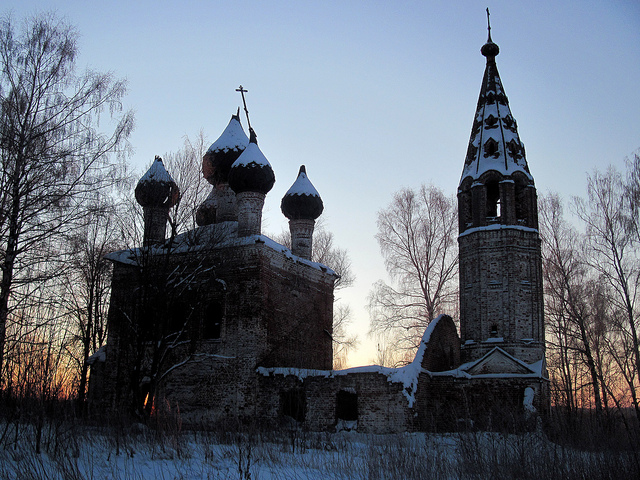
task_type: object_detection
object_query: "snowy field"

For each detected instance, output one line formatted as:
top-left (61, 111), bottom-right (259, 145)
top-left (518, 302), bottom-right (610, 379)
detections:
top-left (0, 422), bottom-right (636, 479)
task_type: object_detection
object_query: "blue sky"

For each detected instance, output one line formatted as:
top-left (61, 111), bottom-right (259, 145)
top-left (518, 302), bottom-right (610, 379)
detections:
top-left (5, 0), bottom-right (640, 366)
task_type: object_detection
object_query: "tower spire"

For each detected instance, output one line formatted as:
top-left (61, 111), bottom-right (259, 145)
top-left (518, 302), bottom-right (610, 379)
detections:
top-left (461, 14), bottom-right (528, 185)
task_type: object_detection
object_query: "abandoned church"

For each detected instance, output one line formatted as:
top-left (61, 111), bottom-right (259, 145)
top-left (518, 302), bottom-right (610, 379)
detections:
top-left (88, 29), bottom-right (549, 432)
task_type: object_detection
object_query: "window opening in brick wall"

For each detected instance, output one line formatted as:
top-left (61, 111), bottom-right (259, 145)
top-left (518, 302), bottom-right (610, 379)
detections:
top-left (486, 181), bottom-right (501, 219)
top-left (490, 324), bottom-right (498, 336)
top-left (280, 389), bottom-right (306, 423)
top-left (336, 390), bottom-right (358, 421)
top-left (203, 301), bottom-right (223, 339)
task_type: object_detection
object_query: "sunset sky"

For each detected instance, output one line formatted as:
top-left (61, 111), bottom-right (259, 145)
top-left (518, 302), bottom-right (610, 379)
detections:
top-left (5, 0), bottom-right (640, 366)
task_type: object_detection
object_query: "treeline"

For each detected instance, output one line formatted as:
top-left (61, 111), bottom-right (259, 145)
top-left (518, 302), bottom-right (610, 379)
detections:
top-left (541, 154), bottom-right (640, 433)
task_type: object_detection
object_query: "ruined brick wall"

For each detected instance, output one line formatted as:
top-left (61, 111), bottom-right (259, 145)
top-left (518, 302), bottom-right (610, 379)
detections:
top-left (420, 315), bottom-right (461, 371)
top-left (415, 373), bottom-right (548, 431)
top-left (88, 262), bottom-right (138, 416)
top-left (256, 371), bottom-right (412, 433)
top-left (91, 239), bottom-right (335, 424)
top-left (259, 248), bottom-right (334, 370)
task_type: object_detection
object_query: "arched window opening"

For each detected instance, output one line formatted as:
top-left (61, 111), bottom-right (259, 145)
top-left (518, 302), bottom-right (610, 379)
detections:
top-left (483, 138), bottom-right (499, 158)
top-left (486, 181), bottom-right (501, 220)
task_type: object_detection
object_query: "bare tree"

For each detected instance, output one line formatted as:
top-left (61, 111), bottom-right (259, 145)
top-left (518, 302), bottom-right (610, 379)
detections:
top-left (163, 131), bottom-right (210, 235)
top-left (576, 164), bottom-right (640, 422)
top-left (539, 193), bottom-right (607, 414)
top-left (625, 152), bottom-right (640, 242)
top-left (62, 204), bottom-right (127, 415)
top-left (368, 184), bottom-right (458, 355)
top-left (0, 12), bottom-right (133, 384)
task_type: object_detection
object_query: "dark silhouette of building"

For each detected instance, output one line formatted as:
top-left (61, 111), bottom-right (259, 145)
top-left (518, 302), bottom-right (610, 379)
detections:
top-left (89, 26), bottom-right (548, 432)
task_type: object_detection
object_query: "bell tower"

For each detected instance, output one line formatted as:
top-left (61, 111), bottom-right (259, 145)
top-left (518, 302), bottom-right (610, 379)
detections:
top-left (458, 21), bottom-right (544, 365)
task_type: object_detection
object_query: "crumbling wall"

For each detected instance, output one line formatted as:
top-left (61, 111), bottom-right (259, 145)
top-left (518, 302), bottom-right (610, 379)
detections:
top-left (257, 370), bottom-right (413, 433)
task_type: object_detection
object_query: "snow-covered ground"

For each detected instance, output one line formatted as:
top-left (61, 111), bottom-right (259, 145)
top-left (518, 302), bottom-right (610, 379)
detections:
top-left (0, 422), bottom-right (636, 479)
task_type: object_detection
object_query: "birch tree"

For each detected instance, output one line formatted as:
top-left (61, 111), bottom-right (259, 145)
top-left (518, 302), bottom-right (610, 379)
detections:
top-left (540, 193), bottom-right (607, 413)
top-left (368, 184), bottom-right (458, 354)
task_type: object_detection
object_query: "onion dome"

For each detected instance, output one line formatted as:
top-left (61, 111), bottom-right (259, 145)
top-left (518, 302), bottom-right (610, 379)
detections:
top-left (480, 31), bottom-right (500, 59)
top-left (135, 156), bottom-right (180, 208)
top-left (281, 165), bottom-right (324, 220)
top-left (459, 29), bottom-right (531, 185)
top-left (202, 111), bottom-right (249, 185)
top-left (228, 129), bottom-right (275, 195)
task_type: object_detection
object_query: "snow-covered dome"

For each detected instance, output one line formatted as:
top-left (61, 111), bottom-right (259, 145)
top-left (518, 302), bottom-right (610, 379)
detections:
top-left (202, 112), bottom-right (249, 186)
top-left (281, 165), bottom-right (324, 220)
top-left (135, 156), bottom-right (180, 208)
top-left (228, 129), bottom-right (275, 195)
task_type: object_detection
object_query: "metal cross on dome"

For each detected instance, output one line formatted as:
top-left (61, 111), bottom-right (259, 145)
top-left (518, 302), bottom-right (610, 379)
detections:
top-left (236, 85), bottom-right (252, 131)
top-left (486, 7), bottom-right (493, 42)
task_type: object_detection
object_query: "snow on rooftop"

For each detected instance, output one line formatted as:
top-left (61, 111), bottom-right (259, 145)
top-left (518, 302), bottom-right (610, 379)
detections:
top-left (138, 157), bottom-right (176, 185)
top-left (459, 58), bottom-right (533, 184)
top-left (104, 222), bottom-right (336, 276)
top-left (207, 116), bottom-right (249, 153)
top-left (231, 142), bottom-right (272, 168)
top-left (285, 169), bottom-right (320, 197)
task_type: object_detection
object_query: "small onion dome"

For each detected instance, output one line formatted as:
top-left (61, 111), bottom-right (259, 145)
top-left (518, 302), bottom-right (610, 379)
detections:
top-left (481, 35), bottom-right (499, 59)
top-left (202, 112), bottom-right (249, 185)
top-left (135, 156), bottom-right (180, 208)
top-left (228, 128), bottom-right (275, 195)
top-left (281, 165), bottom-right (324, 220)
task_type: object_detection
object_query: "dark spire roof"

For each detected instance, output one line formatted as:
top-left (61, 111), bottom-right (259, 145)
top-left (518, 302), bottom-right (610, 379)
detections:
top-left (460, 23), bottom-right (532, 185)
top-left (202, 111), bottom-right (249, 186)
top-left (135, 156), bottom-right (180, 208)
top-left (228, 128), bottom-right (275, 195)
top-left (281, 165), bottom-right (324, 221)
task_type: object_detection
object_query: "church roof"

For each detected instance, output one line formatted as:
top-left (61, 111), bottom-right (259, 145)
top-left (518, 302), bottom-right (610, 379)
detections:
top-left (460, 30), bottom-right (532, 184)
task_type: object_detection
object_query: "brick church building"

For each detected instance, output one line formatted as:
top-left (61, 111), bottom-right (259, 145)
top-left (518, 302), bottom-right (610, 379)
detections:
top-left (88, 28), bottom-right (548, 432)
